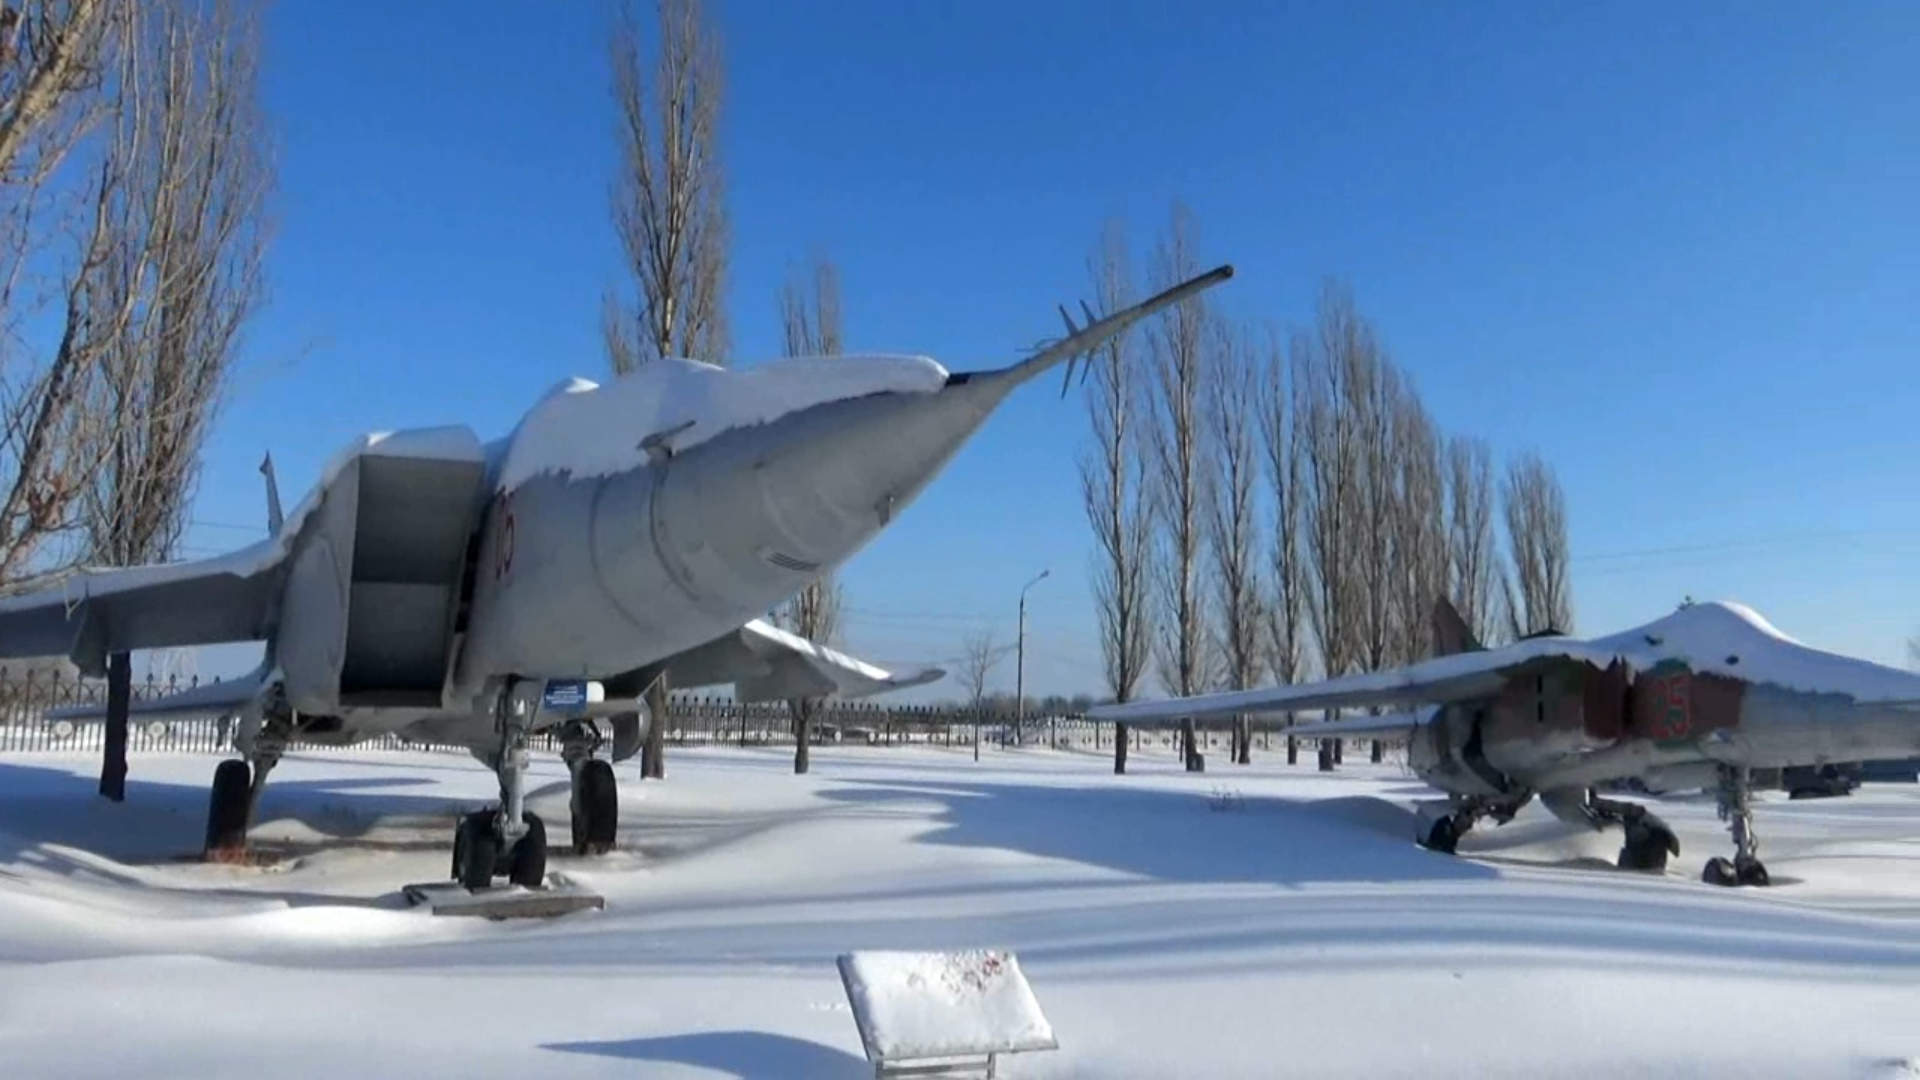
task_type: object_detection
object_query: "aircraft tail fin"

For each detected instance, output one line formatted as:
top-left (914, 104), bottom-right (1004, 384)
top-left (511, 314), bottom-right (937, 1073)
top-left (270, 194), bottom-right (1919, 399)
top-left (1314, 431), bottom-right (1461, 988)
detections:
top-left (1432, 596), bottom-right (1484, 658)
top-left (260, 453), bottom-right (285, 536)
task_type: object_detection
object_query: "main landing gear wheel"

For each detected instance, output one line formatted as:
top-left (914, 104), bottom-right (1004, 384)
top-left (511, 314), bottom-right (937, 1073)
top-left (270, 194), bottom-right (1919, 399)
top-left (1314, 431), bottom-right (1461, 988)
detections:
top-left (1616, 816), bottom-right (1681, 873)
top-left (1422, 814), bottom-right (1462, 855)
top-left (205, 758), bottom-right (252, 855)
top-left (452, 809), bottom-right (547, 890)
top-left (571, 759), bottom-right (618, 856)
top-left (1415, 795), bottom-right (1527, 857)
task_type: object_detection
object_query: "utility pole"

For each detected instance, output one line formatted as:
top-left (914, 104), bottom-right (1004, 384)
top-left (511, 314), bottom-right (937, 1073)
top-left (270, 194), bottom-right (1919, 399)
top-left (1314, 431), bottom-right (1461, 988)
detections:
top-left (1014, 569), bottom-right (1049, 745)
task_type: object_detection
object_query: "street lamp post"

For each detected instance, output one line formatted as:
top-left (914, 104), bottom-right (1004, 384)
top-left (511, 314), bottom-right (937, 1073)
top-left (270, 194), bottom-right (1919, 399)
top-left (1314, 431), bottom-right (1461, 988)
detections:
top-left (1014, 569), bottom-right (1050, 745)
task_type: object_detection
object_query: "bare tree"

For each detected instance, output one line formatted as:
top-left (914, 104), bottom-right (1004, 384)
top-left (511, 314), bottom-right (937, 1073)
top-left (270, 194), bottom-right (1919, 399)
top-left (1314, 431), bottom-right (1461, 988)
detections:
top-left (1076, 219), bottom-right (1150, 775)
top-left (1204, 315), bottom-right (1261, 764)
top-left (1907, 631), bottom-right (1920, 671)
top-left (0, 0), bottom-right (122, 190)
top-left (958, 628), bottom-right (1000, 727)
top-left (605, 0), bottom-right (729, 779)
top-left (1502, 449), bottom-right (1574, 636)
top-left (1388, 385), bottom-right (1447, 667)
top-left (775, 255), bottom-right (843, 774)
top-left (1257, 323), bottom-right (1308, 762)
top-left (83, 0), bottom-right (270, 568)
top-left (1444, 434), bottom-right (1502, 647)
top-left (0, 0), bottom-right (132, 582)
top-left (604, 0), bottom-right (728, 372)
top-left (1349, 331), bottom-right (1399, 677)
top-left (1143, 203), bottom-right (1213, 769)
top-left (1294, 283), bottom-right (1368, 769)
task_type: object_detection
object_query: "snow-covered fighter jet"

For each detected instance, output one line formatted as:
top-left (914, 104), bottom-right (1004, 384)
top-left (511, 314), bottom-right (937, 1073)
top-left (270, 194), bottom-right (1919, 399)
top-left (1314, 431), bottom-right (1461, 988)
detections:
top-left (1089, 598), bottom-right (1920, 887)
top-left (0, 263), bottom-right (1236, 889)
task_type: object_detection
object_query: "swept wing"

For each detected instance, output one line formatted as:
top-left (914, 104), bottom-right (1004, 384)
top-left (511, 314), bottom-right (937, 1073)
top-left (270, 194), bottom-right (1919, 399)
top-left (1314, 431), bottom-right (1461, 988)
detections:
top-left (0, 542), bottom-right (286, 677)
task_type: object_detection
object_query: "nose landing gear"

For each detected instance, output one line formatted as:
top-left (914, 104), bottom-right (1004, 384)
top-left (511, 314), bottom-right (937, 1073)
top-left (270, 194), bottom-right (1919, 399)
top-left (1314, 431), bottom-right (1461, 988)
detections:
top-left (1703, 765), bottom-right (1769, 887)
top-left (452, 808), bottom-right (547, 890)
top-left (448, 679), bottom-right (550, 891)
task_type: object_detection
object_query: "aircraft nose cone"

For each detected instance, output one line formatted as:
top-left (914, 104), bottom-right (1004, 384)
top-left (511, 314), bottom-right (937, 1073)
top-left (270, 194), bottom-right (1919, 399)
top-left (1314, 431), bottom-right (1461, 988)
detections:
top-left (762, 376), bottom-right (1007, 557)
top-left (635, 376), bottom-right (1010, 620)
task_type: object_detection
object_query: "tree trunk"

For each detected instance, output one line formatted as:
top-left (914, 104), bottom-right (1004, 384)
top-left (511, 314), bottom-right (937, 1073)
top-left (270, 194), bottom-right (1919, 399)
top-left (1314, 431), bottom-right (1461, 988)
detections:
top-left (1235, 716), bottom-right (1251, 765)
top-left (792, 698), bottom-right (811, 775)
top-left (99, 651), bottom-right (130, 802)
top-left (1114, 721), bottom-right (1129, 774)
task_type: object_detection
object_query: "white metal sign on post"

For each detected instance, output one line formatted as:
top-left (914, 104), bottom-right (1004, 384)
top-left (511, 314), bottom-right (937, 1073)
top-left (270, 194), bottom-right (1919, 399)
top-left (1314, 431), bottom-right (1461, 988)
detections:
top-left (836, 949), bottom-right (1058, 1078)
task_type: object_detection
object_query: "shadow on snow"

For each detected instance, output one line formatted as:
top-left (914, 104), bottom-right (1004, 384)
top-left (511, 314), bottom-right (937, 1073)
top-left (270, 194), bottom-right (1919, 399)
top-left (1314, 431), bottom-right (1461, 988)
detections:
top-left (543, 1031), bottom-right (867, 1078)
top-left (814, 775), bottom-right (1496, 888)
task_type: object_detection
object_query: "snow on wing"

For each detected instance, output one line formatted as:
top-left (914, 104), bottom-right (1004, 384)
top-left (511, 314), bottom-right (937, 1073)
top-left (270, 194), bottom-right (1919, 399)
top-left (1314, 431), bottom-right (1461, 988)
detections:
top-left (0, 545), bottom-right (285, 676)
top-left (662, 618), bottom-right (943, 702)
top-left (1087, 640), bottom-right (1602, 725)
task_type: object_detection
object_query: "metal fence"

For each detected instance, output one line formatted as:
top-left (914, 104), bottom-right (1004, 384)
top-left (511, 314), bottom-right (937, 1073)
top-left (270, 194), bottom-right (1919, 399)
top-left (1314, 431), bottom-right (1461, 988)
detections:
top-left (0, 667), bottom-right (1356, 760)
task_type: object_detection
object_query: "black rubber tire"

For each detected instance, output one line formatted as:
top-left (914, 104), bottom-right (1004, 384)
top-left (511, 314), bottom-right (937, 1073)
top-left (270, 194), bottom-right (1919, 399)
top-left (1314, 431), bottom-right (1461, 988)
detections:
top-left (1702, 855), bottom-right (1739, 887)
top-left (572, 759), bottom-right (618, 856)
top-left (204, 759), bottom-right (253, 854)
top-left (1618, 823), bottom-right (1675, 872)
top-left (1736, 857), bottom-right (1770, 887)
top-left (508, 812), bottom-right (547, 889)
top-left (1421, 815), bottom-right (1459, 855)
top-left (455, 811), bottom-right (498, 890)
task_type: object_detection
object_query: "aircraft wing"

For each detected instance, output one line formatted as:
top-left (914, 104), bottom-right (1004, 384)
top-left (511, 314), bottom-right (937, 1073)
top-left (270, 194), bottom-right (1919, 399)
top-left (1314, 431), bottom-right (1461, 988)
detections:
top-left (1253, 710), bottom-right (1433, 738)
top-left (662, 618), bottom-right (944, 703)
top-left (44, 666), bottom-right (267, 722)
top-left (0, 540), bottom-right (286, 677)
top-left (1087, 637), bottom-right (1614, 725)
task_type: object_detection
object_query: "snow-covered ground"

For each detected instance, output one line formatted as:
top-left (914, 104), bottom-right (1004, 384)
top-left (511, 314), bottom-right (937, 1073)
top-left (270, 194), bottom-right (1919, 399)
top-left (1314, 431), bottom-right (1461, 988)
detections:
top-left (0, 743), bottom-right (1915, 1078)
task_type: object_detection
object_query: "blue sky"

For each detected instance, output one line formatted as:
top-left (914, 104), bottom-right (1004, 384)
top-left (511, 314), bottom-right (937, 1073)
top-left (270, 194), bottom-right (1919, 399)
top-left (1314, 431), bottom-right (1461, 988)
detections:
top-left (172, 0), bottom-right (1920, 697)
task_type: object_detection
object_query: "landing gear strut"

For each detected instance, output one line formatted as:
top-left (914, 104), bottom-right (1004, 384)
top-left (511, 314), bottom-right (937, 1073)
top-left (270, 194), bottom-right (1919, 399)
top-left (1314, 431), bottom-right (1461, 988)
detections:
top-left (1416, 794), bottom-right (1528, 854)
top-left (559, 719), bottom-right (619, 856)
top-left (450, 680), bottom-right (551, 891)
top-left (1703, 764), bottom-right (1769, 887)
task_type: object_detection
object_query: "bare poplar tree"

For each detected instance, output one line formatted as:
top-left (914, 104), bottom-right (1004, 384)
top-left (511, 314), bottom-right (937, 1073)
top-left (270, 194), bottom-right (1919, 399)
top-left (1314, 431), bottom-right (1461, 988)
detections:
top-left (1257, 323), bottom-right (1308, 762)
top-left (1075, 220), bottom-right (1150, 775)
top-left (1143, 203), bottom-right (1213, 769)
top-left (1388, 386), bottom-right (1447, 666)
top-left (1294, 283), bottom-right (1368, 769)
top-left (1443, 434), bottom-right (1501, 646)
top-left (604, 0), bottom-right (728, 372)
top-left (775, 255), bottom-right (843, 774)
top-left (1349, 334), bottom-right (1399, 676)
top-left (1204, 315), bottom-right (1261, 764)
top-left (605, 0), bottom-right (730, 779)
top-left (1501, 449), bottom-right (1574, 636)
top-left (0, 0), bottom-right (121, 190)
top-left (0, 0), bottom-right (132, 581)
top-left (83, 0), bottom-right (270, 568)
